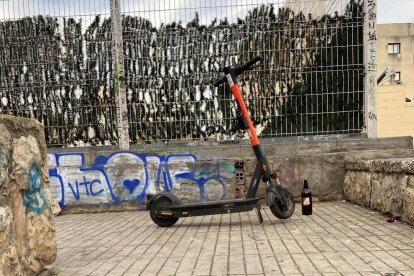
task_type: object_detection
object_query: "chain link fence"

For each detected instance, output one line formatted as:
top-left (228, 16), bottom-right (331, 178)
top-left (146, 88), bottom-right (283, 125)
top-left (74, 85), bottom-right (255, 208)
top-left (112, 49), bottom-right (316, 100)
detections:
top-left (0, 0), bottom-right (365, 147)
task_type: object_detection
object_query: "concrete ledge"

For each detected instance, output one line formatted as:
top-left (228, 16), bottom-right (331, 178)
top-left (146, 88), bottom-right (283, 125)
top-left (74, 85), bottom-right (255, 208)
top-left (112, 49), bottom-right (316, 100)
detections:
top-left (48, 135), bottom-right (413, 160)
top-left (345, 158), bottom-right (414, 173)
top-left (344, 157), bottom-right (414, 225)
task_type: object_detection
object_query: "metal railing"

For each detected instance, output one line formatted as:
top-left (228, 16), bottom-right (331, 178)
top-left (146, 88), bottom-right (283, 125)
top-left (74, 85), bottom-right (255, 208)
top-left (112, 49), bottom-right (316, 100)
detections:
top-left (0, 0), bottom-right (367, 147)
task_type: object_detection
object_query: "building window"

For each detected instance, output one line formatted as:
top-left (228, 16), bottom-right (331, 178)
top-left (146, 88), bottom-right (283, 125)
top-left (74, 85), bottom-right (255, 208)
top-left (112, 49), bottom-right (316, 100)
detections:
top-left (387, 43), bottom-right (400, 54)
top-left (395, 71), bottom-right (401, 81)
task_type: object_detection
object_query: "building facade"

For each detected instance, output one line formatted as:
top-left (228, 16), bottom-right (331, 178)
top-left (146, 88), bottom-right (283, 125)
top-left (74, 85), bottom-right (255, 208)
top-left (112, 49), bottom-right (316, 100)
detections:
top-left (377, 23), bottom-right (414, 138)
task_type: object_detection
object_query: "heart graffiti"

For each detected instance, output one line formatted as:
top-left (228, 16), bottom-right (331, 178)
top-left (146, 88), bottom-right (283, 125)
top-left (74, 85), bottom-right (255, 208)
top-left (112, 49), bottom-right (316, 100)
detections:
top-left (123, 179), bottom-right (140, 194)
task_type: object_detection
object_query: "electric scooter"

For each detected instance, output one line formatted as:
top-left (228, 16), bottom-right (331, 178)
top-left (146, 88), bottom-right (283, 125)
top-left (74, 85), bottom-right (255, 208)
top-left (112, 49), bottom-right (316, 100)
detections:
top-left (146, 55), bottom-right (295, 227)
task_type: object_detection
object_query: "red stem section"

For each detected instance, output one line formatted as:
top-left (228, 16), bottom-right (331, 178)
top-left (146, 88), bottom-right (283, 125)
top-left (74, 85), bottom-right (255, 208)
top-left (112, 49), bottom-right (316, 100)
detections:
top-left (230, 84), bottom-right (259, 146)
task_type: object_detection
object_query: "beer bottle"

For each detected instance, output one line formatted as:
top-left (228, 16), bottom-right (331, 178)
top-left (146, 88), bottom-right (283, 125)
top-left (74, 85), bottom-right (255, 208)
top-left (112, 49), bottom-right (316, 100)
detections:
top-left (301, 180), bottom-right (312, 215)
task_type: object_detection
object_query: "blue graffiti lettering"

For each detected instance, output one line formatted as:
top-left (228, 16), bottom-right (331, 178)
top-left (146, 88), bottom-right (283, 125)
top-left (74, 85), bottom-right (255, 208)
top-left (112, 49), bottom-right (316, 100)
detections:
top-left (90, 179), bottom-right (104, 196)
top-left (78, 176), bottom-right (90, 196)
top-left (24, 163), bottom-right (50, 215)
top-left (175, 162), bottom-right (229, 201)
top-left (67, 181), bottom-right (80, 200)
top-left (48, 151), bottom-right (233, 208)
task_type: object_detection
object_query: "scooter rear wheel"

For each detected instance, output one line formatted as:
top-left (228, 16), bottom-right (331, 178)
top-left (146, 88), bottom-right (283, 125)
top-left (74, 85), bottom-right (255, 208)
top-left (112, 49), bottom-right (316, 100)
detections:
top-left (150, 196), bottom-right (179, 227)
top-left (270, 188), bottom-right (295, 219)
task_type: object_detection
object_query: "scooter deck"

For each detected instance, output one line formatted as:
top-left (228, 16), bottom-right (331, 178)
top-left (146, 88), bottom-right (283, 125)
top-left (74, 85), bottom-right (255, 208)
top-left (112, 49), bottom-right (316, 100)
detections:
top-left (168, 198), bottom-right (261, 217)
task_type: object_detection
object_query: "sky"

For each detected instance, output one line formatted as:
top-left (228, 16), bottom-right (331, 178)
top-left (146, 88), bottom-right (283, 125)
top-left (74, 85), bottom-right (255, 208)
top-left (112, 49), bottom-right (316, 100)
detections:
top-left (0, 0), bottom-right (413, 26)
top-left (377, 0), bottom-right (414, 24)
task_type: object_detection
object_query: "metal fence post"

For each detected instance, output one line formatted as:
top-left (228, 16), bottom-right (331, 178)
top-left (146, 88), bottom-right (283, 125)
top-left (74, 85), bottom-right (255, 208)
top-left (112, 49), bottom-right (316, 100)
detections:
top-left (363, 0), bottom-right (377, 138)
top-left (110, 0), bottom-right (129, 149)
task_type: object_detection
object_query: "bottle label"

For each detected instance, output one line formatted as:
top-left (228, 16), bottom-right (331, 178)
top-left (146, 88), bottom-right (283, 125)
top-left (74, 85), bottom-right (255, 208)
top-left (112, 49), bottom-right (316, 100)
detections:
top-left (303, 197), bottom-right (310, 206)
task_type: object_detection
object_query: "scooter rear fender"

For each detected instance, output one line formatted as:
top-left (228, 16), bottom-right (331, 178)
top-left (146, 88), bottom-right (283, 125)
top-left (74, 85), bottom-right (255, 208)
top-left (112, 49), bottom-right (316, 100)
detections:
top-left (146, 192), bottom-right (181, 210)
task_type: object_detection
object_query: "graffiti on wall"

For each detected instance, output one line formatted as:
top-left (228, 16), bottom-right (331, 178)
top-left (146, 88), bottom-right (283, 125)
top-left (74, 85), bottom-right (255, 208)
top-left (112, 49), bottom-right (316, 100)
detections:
top-left (365, 0), bottom-right (378, 130)
top-left (24, 163), bottom-right (49, 215)
top-left (48, 152), bottom-right (233, 208)
top-left (272, 162), bottom-right (303, 195)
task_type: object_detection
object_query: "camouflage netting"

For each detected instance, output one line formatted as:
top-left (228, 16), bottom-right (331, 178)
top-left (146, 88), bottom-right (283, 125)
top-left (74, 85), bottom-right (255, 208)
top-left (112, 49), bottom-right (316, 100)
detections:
top-left (0, 0), bottom-right (363, 147)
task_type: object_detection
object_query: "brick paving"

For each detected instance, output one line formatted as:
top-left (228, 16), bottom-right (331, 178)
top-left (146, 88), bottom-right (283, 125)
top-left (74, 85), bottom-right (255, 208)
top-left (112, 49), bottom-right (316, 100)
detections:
top-left (45, 202), bottom-right (414, 275)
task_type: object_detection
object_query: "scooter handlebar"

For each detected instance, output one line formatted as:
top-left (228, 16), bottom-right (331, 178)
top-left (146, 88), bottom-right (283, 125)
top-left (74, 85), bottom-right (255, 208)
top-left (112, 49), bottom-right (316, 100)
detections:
top-left (213, 76), bottom-right (226, 87)
top-left (239, 54), bottom-right (263, 72)
top-left (212, 55), bottom-right (263, 87)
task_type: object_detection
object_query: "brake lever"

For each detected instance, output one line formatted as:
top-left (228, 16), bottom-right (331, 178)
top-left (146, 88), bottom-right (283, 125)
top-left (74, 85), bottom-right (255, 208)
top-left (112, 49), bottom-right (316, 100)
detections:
top-left (248, 65), bottom-right (260, 70)
top-left (212, 76), bottom-right (226, 87)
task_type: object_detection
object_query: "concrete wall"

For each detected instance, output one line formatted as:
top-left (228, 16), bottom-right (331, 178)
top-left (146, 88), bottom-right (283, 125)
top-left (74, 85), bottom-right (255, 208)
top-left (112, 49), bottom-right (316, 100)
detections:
top-left (0, 116), bottom-right (56, 275)
top-left (47, 135), bottom-right (414, 213)
top-left (344, 158), bottom-right (414, 225)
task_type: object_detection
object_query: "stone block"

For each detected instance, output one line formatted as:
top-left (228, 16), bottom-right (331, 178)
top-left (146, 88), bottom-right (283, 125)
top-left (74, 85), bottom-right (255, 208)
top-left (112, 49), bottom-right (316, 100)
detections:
top-left (370, 173), bottom-right (407, 215)
top-left (27, 214), bottom-right (56, 265)
top-left (0, 245), bottom-right (23, 276)
top-left (402, 176), bottom-right (414, 222)
top-left (0, 207), bottom-right (12, 245)
top-left (345, 158), bottom-right (414, 226)
top-left (0, 115), bottom-right (56, 275)
top-left (343, 170), bottom-right (371, 206)
top-left (51, 199), bottom-right (61, 216)
top-left (346, 158), bottom-right (414, 174)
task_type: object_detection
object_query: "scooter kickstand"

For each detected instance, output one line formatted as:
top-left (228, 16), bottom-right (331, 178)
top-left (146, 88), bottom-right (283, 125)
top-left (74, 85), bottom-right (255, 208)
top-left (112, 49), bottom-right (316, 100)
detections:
top-left (256, 205), bottom-right (263, 224)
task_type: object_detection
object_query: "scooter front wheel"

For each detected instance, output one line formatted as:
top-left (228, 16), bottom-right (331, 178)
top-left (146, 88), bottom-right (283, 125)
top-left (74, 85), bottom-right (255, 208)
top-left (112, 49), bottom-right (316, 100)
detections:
top-left (150, 196), bottom-right (179, 227)
top-left (270, 188), bottom-right (295, 219)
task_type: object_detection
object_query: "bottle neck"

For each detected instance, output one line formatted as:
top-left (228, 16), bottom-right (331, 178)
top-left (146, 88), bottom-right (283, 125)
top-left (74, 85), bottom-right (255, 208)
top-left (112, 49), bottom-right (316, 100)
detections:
top-left (304, 180), bottom-right (309, 189)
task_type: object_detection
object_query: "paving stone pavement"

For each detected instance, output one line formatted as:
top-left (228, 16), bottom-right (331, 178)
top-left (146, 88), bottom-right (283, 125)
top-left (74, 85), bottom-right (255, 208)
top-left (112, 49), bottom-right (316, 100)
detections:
top-left (45, 202), bottom-right (414, 276)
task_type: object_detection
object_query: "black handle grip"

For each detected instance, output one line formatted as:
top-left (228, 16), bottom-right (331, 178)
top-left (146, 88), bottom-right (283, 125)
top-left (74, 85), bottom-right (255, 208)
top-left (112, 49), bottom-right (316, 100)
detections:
top-left (212, 54), bottom-right (263, 88)
top-left (213, 76), bottom-right (226, 87)
top-left (240, 55), bottom-right (263, 71)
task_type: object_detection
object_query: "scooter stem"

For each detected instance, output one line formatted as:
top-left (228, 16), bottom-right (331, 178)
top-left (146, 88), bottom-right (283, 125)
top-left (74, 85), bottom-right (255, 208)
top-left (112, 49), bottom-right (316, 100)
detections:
top-left (229, 84), bottom-right (259, 147)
